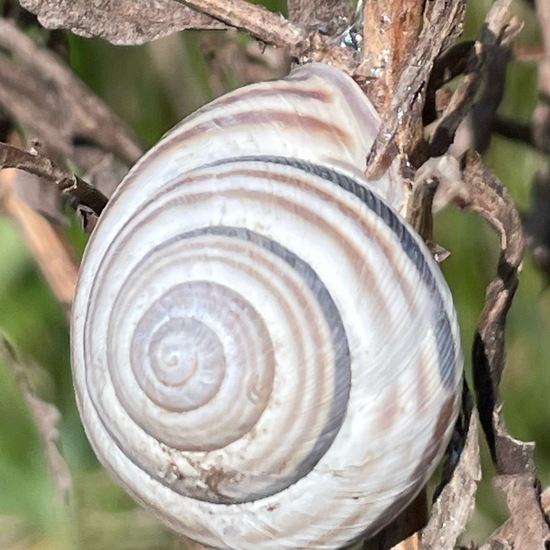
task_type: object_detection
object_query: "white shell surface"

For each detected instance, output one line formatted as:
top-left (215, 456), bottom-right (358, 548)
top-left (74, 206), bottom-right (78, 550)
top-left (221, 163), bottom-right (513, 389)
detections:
top-left (71, 63), bottom-right (463, 549)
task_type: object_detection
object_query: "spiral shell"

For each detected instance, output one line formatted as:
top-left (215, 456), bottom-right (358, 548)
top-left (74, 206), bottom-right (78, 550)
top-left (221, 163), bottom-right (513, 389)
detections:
top-left (71, 63), bottom-right (463, 549)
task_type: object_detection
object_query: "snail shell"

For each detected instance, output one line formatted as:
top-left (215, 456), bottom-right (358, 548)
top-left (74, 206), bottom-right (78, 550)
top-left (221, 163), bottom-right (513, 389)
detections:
top-left (71, 63), bottom-right (463, 549)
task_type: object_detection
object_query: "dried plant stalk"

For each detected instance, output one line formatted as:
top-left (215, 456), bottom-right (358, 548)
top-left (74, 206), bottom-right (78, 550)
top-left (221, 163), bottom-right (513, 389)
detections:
top-left (0, 169), bottom-right (78, 313)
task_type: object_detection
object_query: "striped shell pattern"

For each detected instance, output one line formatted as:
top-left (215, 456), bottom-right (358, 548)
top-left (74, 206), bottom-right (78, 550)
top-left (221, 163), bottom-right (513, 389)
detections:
top-left (71, 63), bottom-right (463, 549)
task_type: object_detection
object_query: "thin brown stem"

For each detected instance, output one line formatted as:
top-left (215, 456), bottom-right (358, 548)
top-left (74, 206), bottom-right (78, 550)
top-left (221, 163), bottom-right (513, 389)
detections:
top-left (0, 169), bottom-right (78, 313)
top-left (0, 142), bottom-right (107, 219)
top-left (428, 0), bottom-right (518, 157)
top-left (179, 0), bottom-right (308, 54)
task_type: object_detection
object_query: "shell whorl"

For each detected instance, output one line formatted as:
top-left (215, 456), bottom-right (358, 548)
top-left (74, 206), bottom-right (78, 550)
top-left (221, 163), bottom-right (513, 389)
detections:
top-left (71, 63), bottom-right (463, 549)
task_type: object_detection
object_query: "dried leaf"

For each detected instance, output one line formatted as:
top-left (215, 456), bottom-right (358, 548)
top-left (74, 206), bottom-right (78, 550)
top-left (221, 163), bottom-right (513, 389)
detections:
top-left (20, 0), bottom-right (355, 68)
top-left (461, 151), bottom-right (525, 473)
top-left (461, 150), bottom-right (550, 549)
top-left (421, 385), bottom-right (481, 549)
top-left (20, 0), bottom-right (227, 45)
top-left (480, 476), bottom-right (550, 550)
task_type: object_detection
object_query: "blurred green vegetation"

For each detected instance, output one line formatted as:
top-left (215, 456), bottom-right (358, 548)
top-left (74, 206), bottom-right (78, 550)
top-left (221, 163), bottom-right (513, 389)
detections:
top-left (0, 0), bottom-right (549, 548)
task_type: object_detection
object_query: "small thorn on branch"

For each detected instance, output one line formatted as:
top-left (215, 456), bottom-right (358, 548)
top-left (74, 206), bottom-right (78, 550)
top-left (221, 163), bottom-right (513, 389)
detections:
top-left (0, 141), bottom-right (108, 223)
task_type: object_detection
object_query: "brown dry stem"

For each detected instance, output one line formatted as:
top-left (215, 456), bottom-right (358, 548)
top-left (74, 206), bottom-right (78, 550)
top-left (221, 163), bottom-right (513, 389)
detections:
top-left (428, 0), bottom-right (520, 157)
top-left (363, 0), bottom-right (466, 178)
top-left (421, 384), bottom-right (481, 549)
top-left (0, 168), bottom-right (78, 313)
top-left (361, 0), bottom-right (423, 113)
top-left (180, 0), bottom-right (307, 52)
top-left (0, 142), bottom-right (108, 221)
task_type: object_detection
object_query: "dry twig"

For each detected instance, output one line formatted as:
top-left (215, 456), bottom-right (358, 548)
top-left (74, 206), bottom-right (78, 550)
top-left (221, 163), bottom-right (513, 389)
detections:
top-left (428, 0), bottom-right (520, 157)
top-left (0, 142), bottom-right (108, 221)
top-left (364, 0), bottom-right (466, 178)
top-left (361, 0), bottom-right (424, 113)
top-left (0, 168), bottom-right (78, 312)
top-left (421, 384), bottom-right (481, 549)
top-left (181, 0), bottom-right (307, 51)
